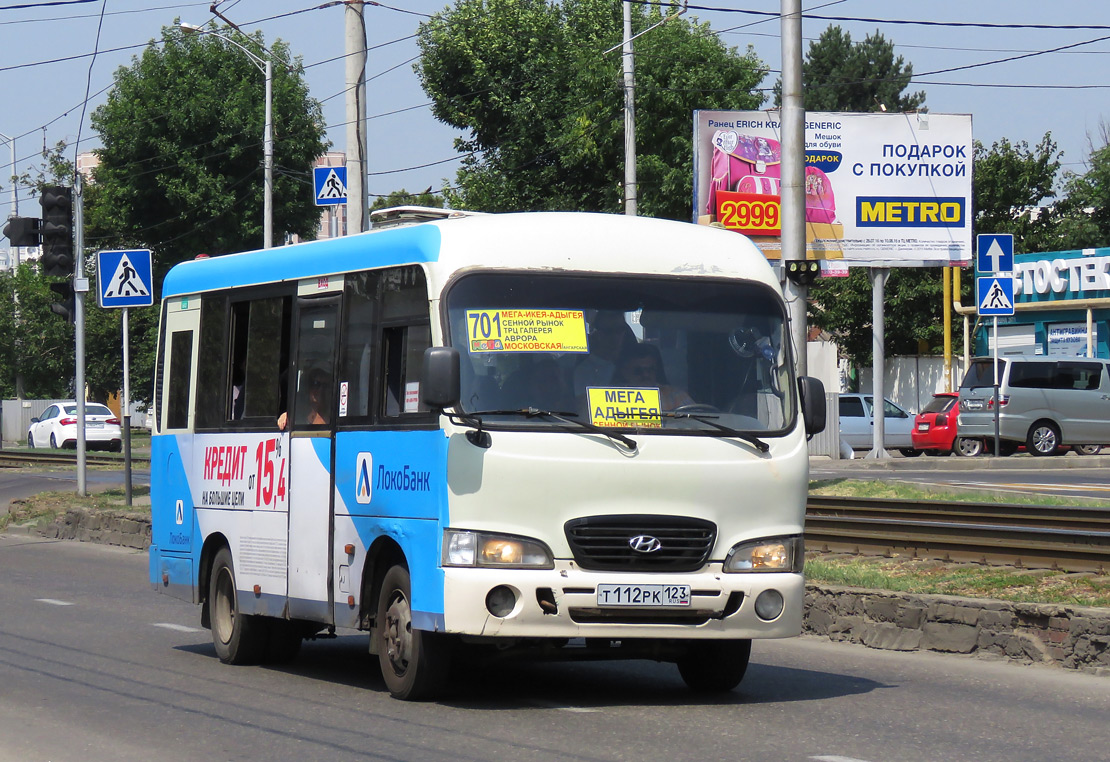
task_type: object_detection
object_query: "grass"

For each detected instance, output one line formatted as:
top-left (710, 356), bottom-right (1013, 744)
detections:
top-left (2, 486), bottom-right (150, 532)
top-left (805, 556), bottom-right (1110, 607)
top-left (806, 478), bottom-right (1110, 608)
top-left (809, 477), bottom-right (1110, 507)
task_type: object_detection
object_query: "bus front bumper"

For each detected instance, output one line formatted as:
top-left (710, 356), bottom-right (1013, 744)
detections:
top-left (440, 561), bottom-right (803, 640)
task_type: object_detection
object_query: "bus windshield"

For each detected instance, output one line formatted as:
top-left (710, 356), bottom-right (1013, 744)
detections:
top-left (444, 272), bottom-right (796, 435)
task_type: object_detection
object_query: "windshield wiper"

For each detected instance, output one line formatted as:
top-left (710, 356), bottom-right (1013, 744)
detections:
top-left (659, 411), bottom-right (770, 453)
top-left (458, 408), bottom-right (637, 452)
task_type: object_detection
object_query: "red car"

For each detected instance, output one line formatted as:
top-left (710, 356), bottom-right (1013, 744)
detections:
top-left (911, 392), bottom-right (980, 456)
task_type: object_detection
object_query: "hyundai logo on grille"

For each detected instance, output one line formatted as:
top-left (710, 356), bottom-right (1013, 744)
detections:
top-left (629, 535), bottom-right (663, 553)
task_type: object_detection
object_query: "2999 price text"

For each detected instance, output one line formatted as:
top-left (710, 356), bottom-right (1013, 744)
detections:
top-left (716, 192), bottom-right (782, 235)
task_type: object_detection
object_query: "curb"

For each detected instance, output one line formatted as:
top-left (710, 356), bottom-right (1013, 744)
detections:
top-left (10, 509), bottom-right (1109, 676)
top-left (804, 584), bottom-right (1110, 676)
top-left (811, 453), bottom-right (1110, 471)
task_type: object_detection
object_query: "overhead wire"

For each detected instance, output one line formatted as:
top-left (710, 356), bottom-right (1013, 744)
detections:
top-left (6, 0), bottom-right (1109, 218)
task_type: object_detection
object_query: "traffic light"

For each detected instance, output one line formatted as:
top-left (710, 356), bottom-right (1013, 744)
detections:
top-left (784, 259), bottom-right (820, 286)
top-left (39, 186), bottom-right (73, 277)
top-left (49, 279), bottom-right (75, 323)
top-left (2, 216), bottom-right (41, 247)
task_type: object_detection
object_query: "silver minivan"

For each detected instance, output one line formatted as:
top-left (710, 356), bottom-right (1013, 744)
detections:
top-left (957, 356), bottom-right (1110, 456)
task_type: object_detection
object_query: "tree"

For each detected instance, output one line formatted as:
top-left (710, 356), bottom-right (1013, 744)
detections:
top-left (81, 24), bottom-right (327, 404)
top-left (87, 24), bottom-right (328, 285)
top-left (416, 0), bottom-right (765, 219)
top-left (973, 134), bottom-right (1065, 253)
top-left (371, 189), bottom-right (444, 211)
top-left (1058, 125), bottom-right (1110, 249)
top-left (0, 265), bottom-right (75, 399)
top-left (775, 25), bottom-right (925, 112)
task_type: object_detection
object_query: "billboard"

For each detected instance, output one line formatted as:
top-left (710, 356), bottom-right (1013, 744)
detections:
top-left (693, 110), bottom-right (972, 266)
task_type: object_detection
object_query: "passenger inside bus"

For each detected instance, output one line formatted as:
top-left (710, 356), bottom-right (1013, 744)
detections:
top-left (611, 342), bottom-right (694, 411)
top-left (277, 367), bottom-right (330, 430)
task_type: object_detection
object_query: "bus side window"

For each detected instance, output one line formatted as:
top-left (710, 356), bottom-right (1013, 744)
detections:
top-left (166, 330), bottom-right (194, 430)
top-left (196, 295), bottom-right (228, 429)
top-left (379, 266), bottom-right (432, 420)
top-left (340, 272), bottom-right (377, 421)
top-left (382, 323), bottom-right (432, 417)
top-left (228, 296), bottom-right (292, 422)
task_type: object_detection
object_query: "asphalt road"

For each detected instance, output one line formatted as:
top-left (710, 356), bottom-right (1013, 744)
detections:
top-left (1, 533), bottom-right (1107, 762)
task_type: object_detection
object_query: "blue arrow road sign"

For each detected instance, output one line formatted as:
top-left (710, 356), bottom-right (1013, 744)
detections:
top-left (97, 249), bottom-right (153, 309)
top-left (976, 233), bottom-right (1014, 274)
top-left (314, 166), bottom-right (348, 206)
top-left (977, 275), bottom-right (1015, 316)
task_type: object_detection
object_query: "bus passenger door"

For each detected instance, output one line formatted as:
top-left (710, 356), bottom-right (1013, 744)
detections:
top-left (286, 287), bottom-right (341, 622)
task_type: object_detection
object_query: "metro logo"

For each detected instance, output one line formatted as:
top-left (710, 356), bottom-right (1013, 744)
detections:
top-left (856, 197), bottom-right (965, 228)
top-left (355, 452), bottom-right (373, 504)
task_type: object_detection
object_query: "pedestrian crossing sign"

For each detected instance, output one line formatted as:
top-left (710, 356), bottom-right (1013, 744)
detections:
top-left (97, 249), bottom-right (153, 309)
top-left (976, 275), bottom-right (1014, 316)
top-left (314, 166), bottom-right (348, 206)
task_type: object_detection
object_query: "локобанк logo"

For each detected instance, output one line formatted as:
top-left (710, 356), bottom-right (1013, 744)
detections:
top-left (355, 452), bottom-right (373, 504)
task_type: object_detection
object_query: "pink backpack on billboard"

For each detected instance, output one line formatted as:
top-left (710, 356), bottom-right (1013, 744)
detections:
top-left (707, 131), bottom-right (838, 225)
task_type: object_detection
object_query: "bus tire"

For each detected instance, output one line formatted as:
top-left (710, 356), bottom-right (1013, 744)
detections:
top-left (677, 639), bottom-right (752, 692)
top-left (209, 547), bottom-right (267, 665)
top-left (376, 564), bottom-right (451, 701)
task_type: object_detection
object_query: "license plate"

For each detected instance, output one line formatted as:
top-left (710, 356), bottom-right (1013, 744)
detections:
top-left (917, 422), bottom-right (929, 431)
top-left (596, 583), bottom-right (691, 607)
top-left (964, 399), bottom-right (983, 411)
top-left (87, 422), bottom-right (104, 428)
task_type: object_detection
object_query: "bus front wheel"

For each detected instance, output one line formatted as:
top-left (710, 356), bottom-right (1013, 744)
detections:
top-left (209, 547), bottom-right (267, 665)
top-left (375, 564), bottom-right (452, 700)
top-left (676, 638), bottom-right (752, 692)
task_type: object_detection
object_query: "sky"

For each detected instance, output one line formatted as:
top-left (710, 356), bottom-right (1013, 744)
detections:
top-left (1, 0), bottom-right (1108, 223)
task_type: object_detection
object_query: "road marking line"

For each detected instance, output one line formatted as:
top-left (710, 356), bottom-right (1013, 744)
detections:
top-left (35, 598), bottom-right (74, 606)
top-left (152, 622), bottom-right (203, 633)
top-left (528, 699), bottom-right (600, 713)
top-left (940, 480), bottom-right (1110, 494)
top-left (811, 756), bottom-right (874, 762)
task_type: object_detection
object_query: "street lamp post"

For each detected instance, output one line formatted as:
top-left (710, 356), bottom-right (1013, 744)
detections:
top-left (0, 131), bottom-right (17, 268)
top-left (180, 23), bottom-right (273, 249)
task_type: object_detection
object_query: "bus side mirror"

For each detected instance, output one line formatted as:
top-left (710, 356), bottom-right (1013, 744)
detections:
top-left (798, 376), bottom-right (826, 437)
top-left (422, 346), bottom-right (461, 410)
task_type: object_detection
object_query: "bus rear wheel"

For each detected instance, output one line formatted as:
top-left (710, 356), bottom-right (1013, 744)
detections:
top-left (676, 639), bottom-right (752, 692)
top-left (375, 564), bottom-right (452, 701)
top-left (209, 547), bottom-right (267, 665)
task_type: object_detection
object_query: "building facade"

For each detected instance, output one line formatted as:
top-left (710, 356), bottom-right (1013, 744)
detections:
top-left (974, 247), bottom-right (1110, 358)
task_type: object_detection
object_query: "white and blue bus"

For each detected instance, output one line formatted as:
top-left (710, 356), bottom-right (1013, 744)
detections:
top-left (149, 211), bottom-right (825, 700)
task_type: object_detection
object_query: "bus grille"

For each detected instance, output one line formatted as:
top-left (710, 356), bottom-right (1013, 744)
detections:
top-left (564, 515), bottom-right (717, 572)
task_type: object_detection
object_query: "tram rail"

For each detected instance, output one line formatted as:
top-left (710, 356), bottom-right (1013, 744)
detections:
top-left (1, 454), bottom-right (1107, 573)
top-left (806, 495), bottom-right (1110, 574)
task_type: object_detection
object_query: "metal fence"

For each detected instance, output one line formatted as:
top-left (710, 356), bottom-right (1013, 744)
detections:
top-left (806, 391), bottom-right (842, 459)
top-left (1, 399), bottom-right (69, 445)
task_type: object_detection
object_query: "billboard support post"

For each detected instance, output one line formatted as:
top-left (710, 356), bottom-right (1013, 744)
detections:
top-left (866, 268), bottom-right (890, 458)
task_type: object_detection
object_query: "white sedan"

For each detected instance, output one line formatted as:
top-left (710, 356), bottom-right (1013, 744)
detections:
top-left (28, 402), bottom-right (123, 452)
top-left (838, 393), bottom-right (918, 456)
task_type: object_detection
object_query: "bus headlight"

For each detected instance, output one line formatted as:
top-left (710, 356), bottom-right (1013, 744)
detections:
top-left (442, 530), bottom-right (554, 569)
top-left (723, 536), bottom-right (803, 573)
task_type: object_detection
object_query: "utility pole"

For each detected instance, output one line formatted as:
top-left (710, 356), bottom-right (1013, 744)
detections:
top-left (622, 1), bottom-right (636, 216)
top-left (780, 0), bottom-right (808, 375)
top-left (74, 173), bottom-right (88, 495)
top-left (346, 1), bottom-right (368, 233)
